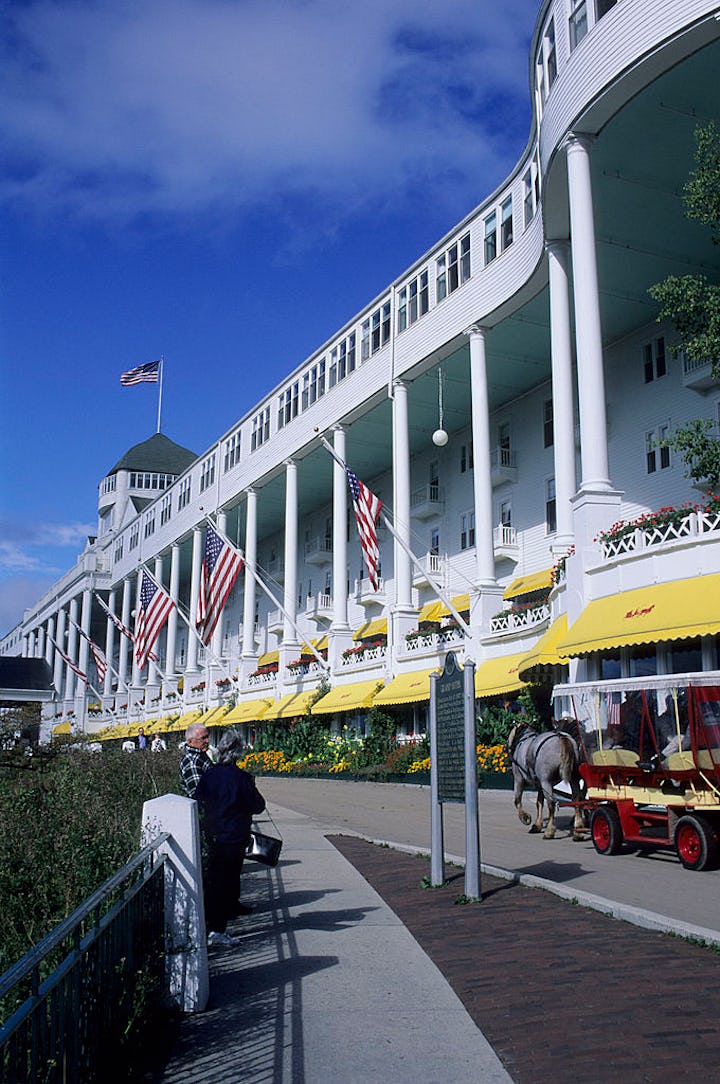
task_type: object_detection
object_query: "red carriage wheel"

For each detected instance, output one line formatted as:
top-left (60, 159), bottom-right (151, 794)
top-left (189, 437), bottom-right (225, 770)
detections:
top-left (590, 806), bottom-right (623, 856)
top-left (674, 815), bottom-right (720, 872)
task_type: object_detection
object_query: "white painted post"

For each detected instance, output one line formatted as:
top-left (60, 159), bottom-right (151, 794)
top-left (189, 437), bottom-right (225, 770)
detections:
top-left (141, 794), bottom-right (209, 1013)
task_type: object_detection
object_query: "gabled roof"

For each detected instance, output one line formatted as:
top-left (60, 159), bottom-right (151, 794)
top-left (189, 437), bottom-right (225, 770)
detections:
top-left (107, 433), bottom-right (197, 477)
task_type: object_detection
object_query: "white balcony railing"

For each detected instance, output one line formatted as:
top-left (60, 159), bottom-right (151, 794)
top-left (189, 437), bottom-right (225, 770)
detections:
top-left (412, 552), bottom-right (446, 586)
top-left (493, 525), bottom-right (517, 550)
top-left (411, 483), bottom-right (443, 519)
top-left (339, 644), bottom-right (388, 670)
top-left (489, 603), bottom-right (550, 635)
top-left (403, 626), bottom-right (465, 656)
top-left (304, 537), bottom-right (333, 564)
top-left (354, 577), bottom-right (386, 604)
top-left (598, 510), bottom-right (720, 561)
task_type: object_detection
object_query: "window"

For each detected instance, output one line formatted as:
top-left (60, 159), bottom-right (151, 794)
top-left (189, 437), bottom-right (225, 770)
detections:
top-left (178, 476), bottom-right (192, 510)
top-left (501, 196), bottom-right (513, 250)
top-left (500, 500), bottom-right (512, 528)
top-left (643, 336), bottom-right (667, 383)
top-left (543, 398), bottom-right (554, 448)
top-left (429, 460), bottom-right (439, 501)
top-left (437, 234), bottom-right (470, 301)
top-left (302, 359), bottom-right (326, 409)
top-left (569, 0), bottom-right (588, 49)
top-left (223, 431), bottom-right (241, 472)
top-left (361, 304), bottom-right (390, 361)
top-left (128, 471), bottom-right (175, 490)
top-left (278, 382), bottom-right (299, 429)
top-left (645, 425), bottom-right (671, 474)
top-left (251, 407), bottom-right (271, 450)
top-left (114, 537), bottom-right (124, 563)
top-left (460, 511), bottom-right (475, 551)
top-left (597, 0), bottom-right (619, 18)
top-left (484, 213), bottom-right (497, 265)
top-left (329, 333), bottom-right (357, 386)
top-left (430, 527), bottom-right (440, 556)
top-left (545, 478), bottom-right (557, 534)
top-left (536, 18), bottom-right (557, 111)
top-left (129, 524), bottom-right (140, 552)
top-left (523, 169), bottom-right (535, 227)
top-left (160, 492), bottom-right (172, 526)
top-left (460, 442), bottom-right (474, 473)
top-left (199, 453), bottom-right (216, 493)
top-left (144, 510), bottom-right (156, 539)
top-left (397, 270), bottom-right (429, 333)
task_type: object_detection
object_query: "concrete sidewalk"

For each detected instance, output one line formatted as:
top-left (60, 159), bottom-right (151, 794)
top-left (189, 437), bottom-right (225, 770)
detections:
top-left (158, 803), bottom-right (511, 1084)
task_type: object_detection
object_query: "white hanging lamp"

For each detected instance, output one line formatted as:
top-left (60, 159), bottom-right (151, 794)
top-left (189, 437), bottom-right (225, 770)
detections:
top-left (432, 367), bottom-right (448, 446)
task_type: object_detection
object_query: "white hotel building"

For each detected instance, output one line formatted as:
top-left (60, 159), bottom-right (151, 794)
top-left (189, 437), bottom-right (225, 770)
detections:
top-left (4, 0), bottom-right (720, 740)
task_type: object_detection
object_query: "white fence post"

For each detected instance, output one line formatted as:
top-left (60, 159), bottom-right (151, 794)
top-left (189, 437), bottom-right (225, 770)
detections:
top-left (141, 794), bottom-right (209, 1013)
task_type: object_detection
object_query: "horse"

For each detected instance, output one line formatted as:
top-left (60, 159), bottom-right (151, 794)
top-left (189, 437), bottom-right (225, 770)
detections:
top-left (507, 723), bottom-right (585, 840)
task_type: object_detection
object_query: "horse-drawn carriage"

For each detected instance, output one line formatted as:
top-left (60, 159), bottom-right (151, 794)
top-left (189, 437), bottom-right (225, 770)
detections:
top-left (553, 673), bottom-right (720, 871)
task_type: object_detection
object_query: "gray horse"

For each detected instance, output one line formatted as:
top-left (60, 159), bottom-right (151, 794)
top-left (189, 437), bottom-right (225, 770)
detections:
top-left (507, 724), bottom-right (585, 840)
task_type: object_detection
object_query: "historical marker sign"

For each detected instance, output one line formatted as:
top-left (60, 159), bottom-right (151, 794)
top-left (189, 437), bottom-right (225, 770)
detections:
top-left (435, 652), bottom-right (466, 802)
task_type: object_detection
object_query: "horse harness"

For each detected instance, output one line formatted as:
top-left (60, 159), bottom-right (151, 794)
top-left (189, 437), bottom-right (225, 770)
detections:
top-left (510, 727), bottom-right (559, 778)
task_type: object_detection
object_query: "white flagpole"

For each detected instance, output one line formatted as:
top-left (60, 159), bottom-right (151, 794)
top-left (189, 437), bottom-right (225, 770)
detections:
top-left (316, 430), bottom-right (472, 639)
top-left (47, 634), bottom-right (119, 724)
top-left (67, 614), bottom-right (130, 693)
top-left (156, 355), bottom-right (164, 434)
top-left (199, 514), bottom-right (330, 672)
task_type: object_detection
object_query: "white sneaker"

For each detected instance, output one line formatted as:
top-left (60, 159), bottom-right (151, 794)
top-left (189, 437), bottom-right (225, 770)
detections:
top-left (207, 931), bottom-right (241, 947)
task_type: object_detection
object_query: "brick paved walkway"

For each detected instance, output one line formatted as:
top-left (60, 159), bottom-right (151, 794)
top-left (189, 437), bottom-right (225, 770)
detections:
top-left (329, 835), bottom-right (720, 1084)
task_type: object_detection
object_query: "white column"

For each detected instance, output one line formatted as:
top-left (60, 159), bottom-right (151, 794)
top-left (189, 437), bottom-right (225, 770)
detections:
top-left (148, 556), bottom-right (163, 686)
top-left (166, 545), bottom-right (180, 678)
top-left (37, 625), bottom-right (46, 661)
top-left (283, 460), bottom-right (299, 645)
top-left (186, 527), bottom-right (203, 674)
top-left (211, 513), bottom-right (227, 660)
top-left (104, 590), bottom-right (116, 696)
top-left (77, 588), bottom-right (91, 698)
top-left (467, 327), bottom-right (496, 586)
top-left (66, 597), bottom-right (79, 698)
top-left (45, 616), bottom-right (55, 668)
top-left (565, 133), bottom-right (611, 493)
top-left (118, 579), bottom-right (132, 691)
top-left (332, 427), bottom-right (349, 630)
top-left (547, 241), bottom-right (577, 548)
top-left (242, 489), bottom-right (258, 659)
top-left (53, 610), bottom-right (67, 696)
top-left (392, 381), bottom-right (412, 608)
top-left (28, 630), bottom-right (37, 658)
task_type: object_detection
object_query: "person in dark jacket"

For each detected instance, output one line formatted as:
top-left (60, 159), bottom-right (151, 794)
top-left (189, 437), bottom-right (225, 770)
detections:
top-left (195, 729), bottom-right (265, 947)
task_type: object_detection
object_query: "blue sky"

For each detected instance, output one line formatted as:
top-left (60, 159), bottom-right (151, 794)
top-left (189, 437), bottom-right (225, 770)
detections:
top-left (0, 0), bottom-right (538, 636)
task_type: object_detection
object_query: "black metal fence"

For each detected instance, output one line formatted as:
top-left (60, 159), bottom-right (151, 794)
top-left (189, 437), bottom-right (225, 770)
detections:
top-left (0, 834), bottom-right (169, 1083)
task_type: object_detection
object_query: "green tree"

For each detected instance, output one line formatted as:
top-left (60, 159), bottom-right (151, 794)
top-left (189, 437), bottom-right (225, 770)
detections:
top-left (649, 121), bottom-right (720, 489)
top-left (649, 122), bottom-right (720, 376)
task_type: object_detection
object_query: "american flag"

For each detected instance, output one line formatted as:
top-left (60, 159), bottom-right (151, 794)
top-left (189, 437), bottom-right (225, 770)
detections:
top-left (95, 591), bottom-right (157, 660)
top-left (196, 524), bottom-right (244, 644)
top-left (120, 360), bottom-right (160, 386)
top-left (134, 572), bottom-right (174, 670)
top-left (86, 637), bottom-right (108, 684)
top-left (56, 645), bottom-right (88, 684)
top-left (345, 464), bottom-right (383, 590)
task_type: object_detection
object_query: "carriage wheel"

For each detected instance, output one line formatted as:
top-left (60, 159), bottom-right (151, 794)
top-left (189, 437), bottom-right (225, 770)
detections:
top-left (590, 806), bottom-right (623, 856)
top-left (674, 815), bottom-right (720, 872)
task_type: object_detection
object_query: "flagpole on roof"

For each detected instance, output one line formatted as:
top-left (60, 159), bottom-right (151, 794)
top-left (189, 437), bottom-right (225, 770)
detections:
top-left (315, 430), bottom-right (472, 640)
top-left (156, 355), bottom-right (164, 434)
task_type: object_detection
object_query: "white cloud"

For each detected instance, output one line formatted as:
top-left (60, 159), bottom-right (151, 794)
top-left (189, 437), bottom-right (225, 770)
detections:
top-left (0, 521), bottom-right (96, 574)
top-left (1, 0), bottom-right (535, 221)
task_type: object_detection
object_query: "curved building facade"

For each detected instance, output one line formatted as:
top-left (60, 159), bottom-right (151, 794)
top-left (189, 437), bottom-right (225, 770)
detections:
top-left (4, 0), bottom-right (720, 738)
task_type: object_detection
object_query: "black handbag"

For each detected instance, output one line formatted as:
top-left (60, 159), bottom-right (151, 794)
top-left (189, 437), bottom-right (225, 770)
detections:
top-left (246, 812), bottom-right (283, 867)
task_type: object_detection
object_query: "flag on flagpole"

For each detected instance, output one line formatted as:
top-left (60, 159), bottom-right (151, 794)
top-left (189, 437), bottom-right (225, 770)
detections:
top-left (86, 638), bottom-right (108, 684)
top-left (344, 464), bottom-right (383, 590)
top-left (95, 593), bottom-right (134, 642)
top-left (196, 524), bottom-right (244, 644)
top-left (56, 645), bottom-right (88, 684)
top-left (134, 572), bottom-right (174, 670)
top-left (120, 360), bottom-right (161, 386)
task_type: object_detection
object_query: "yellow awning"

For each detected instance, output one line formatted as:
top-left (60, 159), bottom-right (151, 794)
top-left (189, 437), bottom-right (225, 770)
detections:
top-left (518, 615), bottom-right (569, 680)
top-left (502, 568), bottom-right (553, 600)
top-left (222, 698), bottom-right (274, 725)
top-left (312, 680), bottom-right (384, 715)
top-left (201, 706), bottom-right (228, 727)
top-left (168, 710), bottom-right (202, 732)
top-left (315, 634), bottom-right (328, 651)
top-left (53, 721), bottom-right (72, 735)
top-left (145, 716), bottom-right (171, 733)
top-left (373, 669), bottom-right (437, 706)
top-left (352, 617), bottom-right (388, 641)
top-left (268, 691), bottom-right (317, 719)
top-left (475, 653), bottom-right (528, 699)
top-left (257, 649), bottom-right (279, 667)
top-left (556, 575), bottom-right (720, 657)
top-left (436, 594), bottom-right (471, 618)
top-left (418, 600), bottom-right (443, 623)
